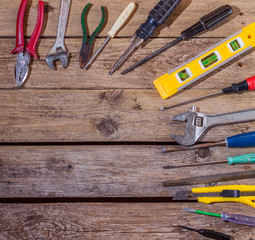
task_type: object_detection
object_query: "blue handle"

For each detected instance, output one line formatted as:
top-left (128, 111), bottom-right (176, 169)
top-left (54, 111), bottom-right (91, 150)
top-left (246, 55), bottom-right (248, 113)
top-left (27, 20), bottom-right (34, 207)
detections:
top-left (226, 131), bottom-right (255, 148)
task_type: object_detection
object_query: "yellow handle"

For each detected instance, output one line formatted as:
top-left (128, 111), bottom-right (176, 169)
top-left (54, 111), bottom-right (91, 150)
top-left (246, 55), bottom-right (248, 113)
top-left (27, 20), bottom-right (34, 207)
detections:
top-left (192, 185), bottom-right (255, 193)
top-left (197, 196), bottom-right (255, 208)
top-left (107, 3), bottom-right (136, 38)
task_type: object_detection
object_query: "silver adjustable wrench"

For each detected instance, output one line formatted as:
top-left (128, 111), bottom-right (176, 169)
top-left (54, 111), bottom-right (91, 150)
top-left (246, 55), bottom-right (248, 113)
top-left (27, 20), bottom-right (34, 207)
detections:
top-left (171, 106), bottom-right (255, 146)
top-left (46, 0), bottom-right (71, 70)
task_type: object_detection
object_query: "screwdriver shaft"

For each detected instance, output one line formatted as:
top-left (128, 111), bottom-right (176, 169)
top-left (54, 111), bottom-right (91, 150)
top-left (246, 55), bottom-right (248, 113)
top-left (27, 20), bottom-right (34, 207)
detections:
top-left (84, 36), bottom-right (111, 69)
top-left (163, 160), bottom-right (228, 169)
top-left (121, 36), bottom-right (183, 74)
top-left (109, 36), bottom-right (144, 75)
top-left (162, 140), bottom-right (226, 153)
top-left (160, 91), bottom-right (223, 111)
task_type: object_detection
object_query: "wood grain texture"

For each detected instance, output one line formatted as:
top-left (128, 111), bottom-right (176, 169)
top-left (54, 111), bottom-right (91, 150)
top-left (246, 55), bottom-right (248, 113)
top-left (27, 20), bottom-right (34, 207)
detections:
top-left (1, 0), bottom-right (253, 38)
top-left (1, 88), bottom-right (255, 142)
top-left (2, 38), bottom-right (253, 89)
top-left (1, 146), bottom-right (255, 198)
top-left (0, 203), bottom-right (255, 240)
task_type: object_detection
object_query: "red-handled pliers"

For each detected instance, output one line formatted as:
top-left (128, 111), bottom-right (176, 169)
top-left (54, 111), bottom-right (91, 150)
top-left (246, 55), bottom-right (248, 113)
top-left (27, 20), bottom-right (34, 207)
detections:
top-left (11, 0), bottom-right (44, 87)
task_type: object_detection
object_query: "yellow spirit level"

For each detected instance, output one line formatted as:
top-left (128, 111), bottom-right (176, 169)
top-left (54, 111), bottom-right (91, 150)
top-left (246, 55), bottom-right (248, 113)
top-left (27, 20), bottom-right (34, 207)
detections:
top-left (153, 22), bottom-right (255, 99)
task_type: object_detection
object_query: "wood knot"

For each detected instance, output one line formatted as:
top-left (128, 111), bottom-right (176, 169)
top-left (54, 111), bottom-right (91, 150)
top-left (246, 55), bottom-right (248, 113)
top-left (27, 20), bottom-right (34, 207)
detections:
top-left (237, 62), bottom-right (244, 68)
top-left (93, 117), bottom-right (119, 137)
top-left (44, 4), bottom-right (54, 14)
top-left (197, 148), bottom-right (210, 158)
top-left (99, 90), bottom-right (123, 104)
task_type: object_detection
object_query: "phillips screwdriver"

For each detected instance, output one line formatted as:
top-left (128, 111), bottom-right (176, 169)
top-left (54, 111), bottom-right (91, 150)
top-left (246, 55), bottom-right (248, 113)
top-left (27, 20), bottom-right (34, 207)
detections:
top-left (163, 153), bottom-right (255, 169)
top-left (162, 131), bottom-right (255, 153)
top-left (109, 0), bottom-right (181, 75)
top-left (160, 75), bottom-right (255, 111)
top-left (83, 3), bottom-right (136, 70)
top-left (177, 225), bottom-right (232, 240)
top-left (184, 208), bottom-right (255, 227)
top-left (121, 5), bottom-right (233, 75)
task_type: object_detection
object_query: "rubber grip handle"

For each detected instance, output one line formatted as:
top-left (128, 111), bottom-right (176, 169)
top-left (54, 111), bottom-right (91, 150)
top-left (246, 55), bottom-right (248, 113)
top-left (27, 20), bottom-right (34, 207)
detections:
top-left (247, 76), bottom-right (255, 90)
top-left (108, 3), bottom-right (136, 38)
top-left (199, 229), bottom-right (231, 240)
top-left (26, 1), bottom-right (44, 58)
top-left (181, 5), bottom-right (233, 40)
top-left (11, 0), bottom-right (28, 54)
top-left (136, 0), bottom-right (181, 41)
top-left (228, 153), bottom-right (255, 164)
top-left (226, 131), bottom-right (255, 148)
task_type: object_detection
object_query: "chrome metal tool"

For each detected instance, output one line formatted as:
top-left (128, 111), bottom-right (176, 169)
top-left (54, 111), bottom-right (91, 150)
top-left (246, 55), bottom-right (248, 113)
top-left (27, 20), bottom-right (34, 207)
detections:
top-left (46, 0), bottom-right (71, 70)
top-left (171, 106), bottom-right (255, 146)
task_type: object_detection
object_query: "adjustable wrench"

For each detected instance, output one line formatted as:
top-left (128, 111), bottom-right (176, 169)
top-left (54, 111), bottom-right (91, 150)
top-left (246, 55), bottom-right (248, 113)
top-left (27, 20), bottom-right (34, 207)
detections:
top-left (46, 0), bottom-right (71, 70)
top-left (171, 106), bottom-right (255, 146)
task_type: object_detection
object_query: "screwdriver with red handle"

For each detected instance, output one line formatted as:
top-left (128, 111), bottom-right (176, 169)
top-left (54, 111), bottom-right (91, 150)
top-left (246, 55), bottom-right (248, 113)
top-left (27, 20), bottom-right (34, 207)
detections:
top-left (160, 76), bottom-right (255, 111)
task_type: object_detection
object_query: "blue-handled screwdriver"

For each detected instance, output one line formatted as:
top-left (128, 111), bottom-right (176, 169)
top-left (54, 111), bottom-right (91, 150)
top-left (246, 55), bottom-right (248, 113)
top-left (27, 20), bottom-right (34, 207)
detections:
top-left (162, 131), bottom-right (255, 153)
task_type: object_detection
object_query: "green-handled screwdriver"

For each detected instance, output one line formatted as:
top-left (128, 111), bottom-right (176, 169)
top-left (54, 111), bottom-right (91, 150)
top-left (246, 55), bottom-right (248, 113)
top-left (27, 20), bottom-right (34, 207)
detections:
top-left (121, 5), bottom-right (233, 75)
top-left (184, 208), bottom-right (255, 227)
top-left (163, 153), bottom-right (255, 169)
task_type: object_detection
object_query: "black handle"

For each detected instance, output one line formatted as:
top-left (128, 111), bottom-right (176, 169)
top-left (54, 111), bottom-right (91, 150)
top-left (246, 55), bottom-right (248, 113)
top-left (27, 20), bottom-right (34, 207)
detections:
top-left (136, 0), bottom-right (181, 41)
top-left (181, 5), bottom-right (233, 40)
top-left (199, 229), bottom-right (232, 240)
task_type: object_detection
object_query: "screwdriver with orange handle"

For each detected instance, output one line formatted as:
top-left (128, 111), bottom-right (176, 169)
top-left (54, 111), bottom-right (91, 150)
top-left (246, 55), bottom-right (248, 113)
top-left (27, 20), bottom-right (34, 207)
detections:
top-left (160, 76), bottom-right (255, 111)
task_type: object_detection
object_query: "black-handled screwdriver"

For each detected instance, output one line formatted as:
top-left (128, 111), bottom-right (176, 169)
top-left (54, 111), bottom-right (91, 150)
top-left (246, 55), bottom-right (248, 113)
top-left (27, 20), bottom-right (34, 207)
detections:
top-left (121, 5), bottom-right (233, 75)
top-left (177, 225), bottom-right (232, 240)
top-left (160, 75), bottom-right (255, 111)
top-left (109, 0), bottom-right (181, 75)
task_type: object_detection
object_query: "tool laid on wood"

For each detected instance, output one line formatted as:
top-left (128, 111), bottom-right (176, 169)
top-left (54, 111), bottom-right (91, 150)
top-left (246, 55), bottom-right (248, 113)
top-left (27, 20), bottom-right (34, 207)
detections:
top-left (12, 0), bottom-right (44, 87)
top-left (177, 225), bottom-right (232, 240)
top-left (154, 22), bottom-right (255, 99)
top-left (170, 106), bottom-right (255, 146)
top-left (160, 76), bottom-right (255, 111)
top-left (184, 208), bottom-right (255, 227)
top-left (83, 3), bottom-right (136, 70)
top-left (121, 5), bottom-right (233, 75)
top-left (163, 153), bottom-right (255, 169)
top-left (79, 3), bottom-right (106, 69)
top-left (109, 0), bottom-right (181, 75)
top-left (162, 131), bottom-right (255, 153)
top-left (46, 0), bottom-right (71, 70)
top-left (163, 170), bottom-right (255, 187)
top-left (173, 185), bottom-right (255, 208)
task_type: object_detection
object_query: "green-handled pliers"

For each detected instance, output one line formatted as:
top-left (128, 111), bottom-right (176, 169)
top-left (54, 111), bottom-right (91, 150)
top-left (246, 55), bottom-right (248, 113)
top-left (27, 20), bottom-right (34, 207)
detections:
top-left (80, 3), bottom-right (106, 69)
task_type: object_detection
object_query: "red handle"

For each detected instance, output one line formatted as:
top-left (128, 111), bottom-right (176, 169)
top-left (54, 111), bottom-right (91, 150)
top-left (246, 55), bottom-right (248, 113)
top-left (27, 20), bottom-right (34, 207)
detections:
top-left (246, 76), bottom-right (255, 91)
top-left (11, 0), bottom-right (27, 54)
top-left (26, 1), bottom-right (44, 58)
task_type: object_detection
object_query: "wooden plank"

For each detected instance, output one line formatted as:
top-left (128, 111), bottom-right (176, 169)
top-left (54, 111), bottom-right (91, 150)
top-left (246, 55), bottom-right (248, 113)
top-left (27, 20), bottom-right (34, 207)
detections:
top-left (0, 202), bottom-right (254, 239)
top-left (0, 89), bottom-right (255, 142)
top-left (0, 146), bottom-right (255, 198)
top-left (1, 0), bottom-right (253, 38)
top-left (1, 38), bottom-right (253, 89)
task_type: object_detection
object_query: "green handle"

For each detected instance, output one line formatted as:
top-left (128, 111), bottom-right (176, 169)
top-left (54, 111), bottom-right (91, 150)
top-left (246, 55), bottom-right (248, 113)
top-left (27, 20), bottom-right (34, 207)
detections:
top-left (228, 154), bottom-right (255, 164)
top-left (195, 210), bottom-right (221, 218)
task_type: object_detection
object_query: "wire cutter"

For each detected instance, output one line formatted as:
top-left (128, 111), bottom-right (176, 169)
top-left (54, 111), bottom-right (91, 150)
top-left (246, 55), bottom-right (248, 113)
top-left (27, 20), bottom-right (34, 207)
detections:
top-left (173, 185), bottom-right (255, 208)
top-left (79, 3), bottom-right (106, 69)
top-left (11, 0), bottom-right (44, 87)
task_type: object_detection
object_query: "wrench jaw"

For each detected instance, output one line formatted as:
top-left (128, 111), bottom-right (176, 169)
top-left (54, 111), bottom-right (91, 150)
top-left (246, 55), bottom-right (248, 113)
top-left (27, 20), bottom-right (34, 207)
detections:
top-left (171, 106), bottom-right (208, 146)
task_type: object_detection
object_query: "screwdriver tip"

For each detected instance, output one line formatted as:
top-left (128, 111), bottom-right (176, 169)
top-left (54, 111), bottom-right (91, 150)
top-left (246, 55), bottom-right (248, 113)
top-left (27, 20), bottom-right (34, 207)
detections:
top-left (160, 106), bottom-right (166, 111)
top-left (183, 208), bottom-right (196, 213)
top-left (161, 148), bottom-right (167, 153)
top-left (109, 69), bottom-right (115, 75)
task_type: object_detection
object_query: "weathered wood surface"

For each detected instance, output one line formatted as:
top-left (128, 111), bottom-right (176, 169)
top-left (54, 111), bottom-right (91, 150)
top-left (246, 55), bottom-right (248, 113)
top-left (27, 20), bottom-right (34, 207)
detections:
top-left (0, 203), bottom-right (255, 240)
top-left (1, 89), bottom-right (255, 142)
top-left (1, 0), bottom-right (252, 38)
top-left (1, 38), bottom-right (252, 89)
top-left (1, 146), bottom-right (255, 198)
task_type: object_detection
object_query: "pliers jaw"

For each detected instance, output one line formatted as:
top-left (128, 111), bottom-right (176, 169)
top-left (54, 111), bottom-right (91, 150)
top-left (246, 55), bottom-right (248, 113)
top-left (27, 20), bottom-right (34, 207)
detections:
top-left (15, 52), bottom-right (31, 87)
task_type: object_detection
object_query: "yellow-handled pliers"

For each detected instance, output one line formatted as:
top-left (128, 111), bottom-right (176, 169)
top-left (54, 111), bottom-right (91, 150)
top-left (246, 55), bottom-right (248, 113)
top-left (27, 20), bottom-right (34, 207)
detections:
top-left (173, 185), bottom-right (255, 208)
top-left (79, 3), bottom-right (106, 69)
